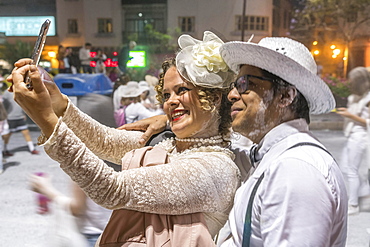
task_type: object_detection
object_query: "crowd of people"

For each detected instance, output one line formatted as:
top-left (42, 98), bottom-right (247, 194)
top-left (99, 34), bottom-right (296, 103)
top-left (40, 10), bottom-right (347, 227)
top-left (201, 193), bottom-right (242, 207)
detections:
top-left (3, 29), bottom-right (370, 246)
top-left (57, 42), bottom-right (109, 75)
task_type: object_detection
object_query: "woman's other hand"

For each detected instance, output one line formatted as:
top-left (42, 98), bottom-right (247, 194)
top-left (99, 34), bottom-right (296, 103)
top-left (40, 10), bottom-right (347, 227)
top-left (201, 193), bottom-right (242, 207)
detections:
top-left (9, 62), bottom-right (58, 137)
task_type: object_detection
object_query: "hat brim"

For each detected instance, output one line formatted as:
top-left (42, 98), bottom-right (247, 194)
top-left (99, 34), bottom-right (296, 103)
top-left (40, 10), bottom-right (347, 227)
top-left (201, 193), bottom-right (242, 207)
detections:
top-left (220, 41), bottom-right (335, 114)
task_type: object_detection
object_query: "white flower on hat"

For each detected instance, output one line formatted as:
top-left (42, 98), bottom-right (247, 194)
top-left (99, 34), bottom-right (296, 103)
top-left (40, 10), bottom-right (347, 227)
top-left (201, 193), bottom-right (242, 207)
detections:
top-left (176, 31), bottom-right (234, 89)
top-left (192, 41), bottom-right (228, 74)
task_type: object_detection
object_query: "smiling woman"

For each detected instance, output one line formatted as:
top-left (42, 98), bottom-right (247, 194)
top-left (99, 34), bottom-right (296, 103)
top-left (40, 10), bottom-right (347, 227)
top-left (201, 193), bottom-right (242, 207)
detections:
top-left (9, 31), bottom-right (240, 246)
top-left (155, 58), bottom-right (232, 147)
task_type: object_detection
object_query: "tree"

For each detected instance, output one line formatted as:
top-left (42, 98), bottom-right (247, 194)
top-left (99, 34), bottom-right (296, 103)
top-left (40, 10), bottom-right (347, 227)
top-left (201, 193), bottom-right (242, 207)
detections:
top-left (290, 0), bottom-right (370, 75)
top-left (0, 40), bottom-right (33, 66)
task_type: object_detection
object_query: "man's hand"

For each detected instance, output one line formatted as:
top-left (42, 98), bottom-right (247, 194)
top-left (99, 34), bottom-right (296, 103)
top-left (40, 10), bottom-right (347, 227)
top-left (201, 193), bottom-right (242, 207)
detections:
top-left (118, 115), bottom-right (168, 145)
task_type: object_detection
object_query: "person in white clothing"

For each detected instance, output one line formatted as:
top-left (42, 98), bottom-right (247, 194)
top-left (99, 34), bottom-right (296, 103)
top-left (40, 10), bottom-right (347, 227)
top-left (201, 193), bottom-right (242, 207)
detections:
top-left (113, 81), bottom-right (162, 126)
top-left (79, 43), bottom-right (92, 74)
top-left (116, 37), bottom-right (348, 246)
top-left (336, 67), bottom-right (370, 215)
top-left (216, 37), bottom-right (348, 246)
top-left (29, 175), bottom-right (111, 247)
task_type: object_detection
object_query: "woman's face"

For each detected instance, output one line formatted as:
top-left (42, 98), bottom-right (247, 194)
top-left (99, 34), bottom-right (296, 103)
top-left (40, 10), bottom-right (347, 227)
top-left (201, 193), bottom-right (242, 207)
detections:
top-left (162, 67), bottom-right (217, 139)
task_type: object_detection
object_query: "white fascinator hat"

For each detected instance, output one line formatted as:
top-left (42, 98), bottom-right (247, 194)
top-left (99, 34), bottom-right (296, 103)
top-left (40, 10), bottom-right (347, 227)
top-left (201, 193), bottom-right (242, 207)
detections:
top-left (220, 37), bottom-right (335, 114)
top-left (176, 31), bottom-right (234, 89)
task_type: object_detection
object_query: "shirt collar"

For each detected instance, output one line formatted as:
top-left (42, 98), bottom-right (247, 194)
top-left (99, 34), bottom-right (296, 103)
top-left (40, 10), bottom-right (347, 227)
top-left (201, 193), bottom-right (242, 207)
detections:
top-left (249, 119), bottom-right (309, 167)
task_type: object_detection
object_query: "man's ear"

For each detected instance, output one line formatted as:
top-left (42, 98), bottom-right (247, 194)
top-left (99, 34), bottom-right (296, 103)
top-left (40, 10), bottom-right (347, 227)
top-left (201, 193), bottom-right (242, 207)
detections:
top-left (278, 86), bottom-right (297, 108)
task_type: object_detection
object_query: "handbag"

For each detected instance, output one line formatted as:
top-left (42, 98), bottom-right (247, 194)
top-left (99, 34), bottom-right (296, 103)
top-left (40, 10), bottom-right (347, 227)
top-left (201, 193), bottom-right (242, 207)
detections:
top-left (114, 105), bottom-right (127, 127)
top-left (98, 145), bottom-right (215, 247)
top-left (51, 196), bottom-right (89, 247)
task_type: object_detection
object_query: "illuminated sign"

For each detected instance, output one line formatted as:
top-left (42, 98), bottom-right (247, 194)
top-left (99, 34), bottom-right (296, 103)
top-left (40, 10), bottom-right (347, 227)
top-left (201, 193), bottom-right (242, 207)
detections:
top-left (127, 51), bottom-right (146, 68)
top-left (0, 16), bottom-right (56, 36)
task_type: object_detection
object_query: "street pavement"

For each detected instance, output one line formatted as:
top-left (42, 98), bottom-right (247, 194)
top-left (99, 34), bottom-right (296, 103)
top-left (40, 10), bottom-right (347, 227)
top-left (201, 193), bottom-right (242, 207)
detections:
top-left (0, 128), bottom-right (370, 247)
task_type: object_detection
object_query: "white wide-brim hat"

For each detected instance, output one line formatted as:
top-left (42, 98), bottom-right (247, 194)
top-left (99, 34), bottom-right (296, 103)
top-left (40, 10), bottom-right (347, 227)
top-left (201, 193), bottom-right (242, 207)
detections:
top-left (220, 37), bottom-right (335, 114)
top-left (139, 80), bottom-right (151, 93)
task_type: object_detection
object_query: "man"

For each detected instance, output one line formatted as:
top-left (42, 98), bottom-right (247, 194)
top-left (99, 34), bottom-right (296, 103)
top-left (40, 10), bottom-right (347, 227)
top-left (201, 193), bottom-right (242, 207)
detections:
top-left (118, 41), bottom-right (136, 74)
top-left (216, 37), bottom-right (347, 246)
top-left (118, 37), bottom-right (348, 246)
top-left (79, 42), bottom-right (92, 74)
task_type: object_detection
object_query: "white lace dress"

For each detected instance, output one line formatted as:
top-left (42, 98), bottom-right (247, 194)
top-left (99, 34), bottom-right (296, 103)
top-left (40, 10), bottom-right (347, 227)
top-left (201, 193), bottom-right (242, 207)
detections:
top-left (39, 101), bottom-right (241, 237)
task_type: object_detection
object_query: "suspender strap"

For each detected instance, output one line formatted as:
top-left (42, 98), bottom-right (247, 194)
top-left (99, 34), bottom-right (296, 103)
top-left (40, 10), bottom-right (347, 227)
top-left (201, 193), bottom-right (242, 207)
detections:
top-left (286, 142), bottom-right (333, 157)
top-left (241, 142), bottom-right (332, 247)
top-left (241, 172), bottom-right (265, 247)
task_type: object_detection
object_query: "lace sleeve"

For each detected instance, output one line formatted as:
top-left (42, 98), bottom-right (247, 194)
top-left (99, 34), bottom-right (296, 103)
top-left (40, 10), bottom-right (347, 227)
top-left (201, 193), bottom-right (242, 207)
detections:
top-left (44, 122), bottom-right (241, 215)
top-left (61, 100), bottom-right (143, 164)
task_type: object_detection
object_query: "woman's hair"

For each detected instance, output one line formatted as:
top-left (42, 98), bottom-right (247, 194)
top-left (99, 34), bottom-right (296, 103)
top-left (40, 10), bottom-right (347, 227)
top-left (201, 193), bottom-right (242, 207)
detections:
top-left (261, 69), bottom-right (310, 124)
top-left (155, 57), bottom-right (232, 139)
top-left (348, 67), bottom-right (370, 95)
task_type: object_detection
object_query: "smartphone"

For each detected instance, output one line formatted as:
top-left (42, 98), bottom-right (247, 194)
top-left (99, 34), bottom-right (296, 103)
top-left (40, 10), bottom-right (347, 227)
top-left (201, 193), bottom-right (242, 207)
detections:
top-left (25, 19), bottom-right (51, 89)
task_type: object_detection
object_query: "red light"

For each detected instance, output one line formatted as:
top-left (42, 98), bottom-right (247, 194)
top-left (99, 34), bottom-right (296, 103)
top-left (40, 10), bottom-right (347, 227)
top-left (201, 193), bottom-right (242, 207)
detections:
top-left (90, 52), bottom-right (97, 58)
top-left (105, 58), bottom-right (112, 67)
top-left (113, 51), bottom-right (118, 56)
top-left (90, 61), bottom-right (96, 67)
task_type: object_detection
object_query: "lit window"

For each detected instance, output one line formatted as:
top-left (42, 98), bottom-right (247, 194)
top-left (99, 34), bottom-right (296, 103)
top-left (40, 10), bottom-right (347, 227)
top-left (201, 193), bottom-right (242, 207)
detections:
top-left (98, 18), bottom-right (113, 33)
top-left (236, 15), bottom-right (269, 32)
top-left (179, 17), bottom-right (195, 32)
top-left (68, 19), bottom-right (78, 34)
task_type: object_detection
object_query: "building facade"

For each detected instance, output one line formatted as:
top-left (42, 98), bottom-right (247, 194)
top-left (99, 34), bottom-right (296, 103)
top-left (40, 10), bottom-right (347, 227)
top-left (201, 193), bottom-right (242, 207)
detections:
top-left (0, 0), bottom-right (293, 70)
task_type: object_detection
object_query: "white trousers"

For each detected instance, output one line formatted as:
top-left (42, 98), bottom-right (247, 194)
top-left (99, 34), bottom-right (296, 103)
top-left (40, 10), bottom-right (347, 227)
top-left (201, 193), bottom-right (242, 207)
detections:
top-left (341, 131), bottom-right (370, 205)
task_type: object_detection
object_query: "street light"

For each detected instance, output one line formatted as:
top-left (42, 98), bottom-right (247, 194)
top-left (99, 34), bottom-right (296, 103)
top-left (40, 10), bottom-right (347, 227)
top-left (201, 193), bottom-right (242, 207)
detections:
top-left (241, 0), bottom-right (247, 41)
top-left (332, 48), bottom-right (341, 58)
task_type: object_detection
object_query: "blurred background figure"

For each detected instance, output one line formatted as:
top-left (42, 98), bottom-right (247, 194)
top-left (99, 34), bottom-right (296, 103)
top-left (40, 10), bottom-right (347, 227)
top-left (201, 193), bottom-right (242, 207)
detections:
top-left (112, 74), bottom-right (130, 93)
top-left (336, 66), bottom-right (370, 215)
top-left (0, 91), bottom-right (7, 174)
top-left (62, 47), bottom-right (72, 74)
top-left (29, 174), bottom-right (112, 247)
top-left (93, 48), bottom-right (107, 74)
top-left (79, 42), bottom-right (93, 74)
top-left (57, 45), bottom-right (66, 74)
top-left (113, 81), bottom-right (162, 127)
top-left (138, 80), bottom-right (158, 112)
top-left (106, 67), bottom-right (121, 83)
top-left (1, 90), bottom-right (39, 155)
top-left (118, 40), bottom-right (136, 75)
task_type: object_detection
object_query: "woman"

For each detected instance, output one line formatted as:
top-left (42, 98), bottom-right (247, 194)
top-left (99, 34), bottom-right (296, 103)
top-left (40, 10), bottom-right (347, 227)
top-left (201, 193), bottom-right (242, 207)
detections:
top-left (336, 66), bottom-right (370, 215)
top-left (9, 31), bottom-right (240, 245)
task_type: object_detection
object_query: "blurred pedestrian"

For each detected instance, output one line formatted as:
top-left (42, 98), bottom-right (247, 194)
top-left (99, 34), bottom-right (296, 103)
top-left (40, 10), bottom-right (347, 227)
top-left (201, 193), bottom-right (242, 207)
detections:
top-left (138, 80), bottom-right (158, 111)
top-left (29, 174), bottom-right (112, 247)
top-left (107, 67), bottom-right (120, 83)
top-left (93, 48), bottom-right (107, 74)
top-left (57, 45), bottom-right (66, 74)
top-left (1, 90), bottom-right (39, 155)
top-left (62, 47), bottom-right (73, 74)
top-left (336, 66), bottom-right (370, 215)
top-left (0, 93), bottom-right (7, 174)
top-left (118, 40), bottom-right (136, 74)
top-left (79, 43), bottom-right (93, 74)
top-left (113, 81), bottom-right (162, 126)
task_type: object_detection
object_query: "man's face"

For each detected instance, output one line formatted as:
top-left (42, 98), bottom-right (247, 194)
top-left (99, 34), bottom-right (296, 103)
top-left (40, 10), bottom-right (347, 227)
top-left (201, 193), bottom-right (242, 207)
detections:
top-left (228, 65), bottom-right (280, 143)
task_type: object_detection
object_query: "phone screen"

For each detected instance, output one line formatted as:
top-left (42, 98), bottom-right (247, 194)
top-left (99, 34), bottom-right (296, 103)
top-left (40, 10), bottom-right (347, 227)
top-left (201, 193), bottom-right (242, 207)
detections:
top-left (25, 19), bottom-right (51, 88)
top-left (31, 19), bottom-right (51, 66)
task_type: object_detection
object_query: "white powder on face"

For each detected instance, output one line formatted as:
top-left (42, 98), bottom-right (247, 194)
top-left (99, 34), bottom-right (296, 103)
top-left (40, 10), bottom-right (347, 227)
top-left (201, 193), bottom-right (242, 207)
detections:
top-left (247, 89), bottom-right (274, 141)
